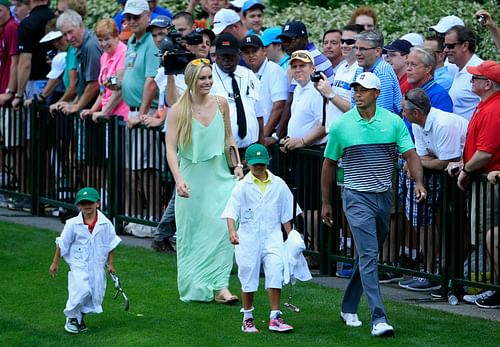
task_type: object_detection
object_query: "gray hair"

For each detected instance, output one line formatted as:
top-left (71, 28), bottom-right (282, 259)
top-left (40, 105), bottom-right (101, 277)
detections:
top-left (410, 47), bottom-right (436, 74)
top-left (56, 9), bottom-right (83, 31)
top-left (404, 88), bottom-right (431, 115)
top-left (355, 30), bottom-right (384, 48)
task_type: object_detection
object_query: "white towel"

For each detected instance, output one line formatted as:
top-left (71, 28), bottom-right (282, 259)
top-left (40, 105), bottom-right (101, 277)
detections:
top-left (283, 229), bottom-right (312, 285)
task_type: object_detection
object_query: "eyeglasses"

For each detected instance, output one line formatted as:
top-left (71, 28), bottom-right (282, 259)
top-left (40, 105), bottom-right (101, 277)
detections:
top-left (352, 46), bottom-right (377, 52)
top-left (470, 75), bottom-right (489, 82)
top-left (341, 39), bottom-right (356, 45)
top-left (404, 93), bottom-right (426, 111)
top-left (405, 61), bottom-right (424, 69)
top-left (124, 13), bottom-right (145, 22)
top-left (191, 58), bottom-right (210, 66)
top-left (443, 42), bottom-right (461, 50)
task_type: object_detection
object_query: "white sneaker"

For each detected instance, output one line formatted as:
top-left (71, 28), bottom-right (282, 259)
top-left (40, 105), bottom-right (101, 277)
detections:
top-left (371, 322), bottom-right (394, 337)
top-left (64, 318), bottom-right (80, 334)
top-left (340, 312), bottom-right (362, 327)
top-left (463, 290), bottom-right (494, 304)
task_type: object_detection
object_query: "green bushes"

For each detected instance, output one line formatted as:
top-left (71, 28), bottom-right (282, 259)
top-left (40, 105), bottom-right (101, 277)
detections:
top-left (85, 0), bottom-right (499, 60)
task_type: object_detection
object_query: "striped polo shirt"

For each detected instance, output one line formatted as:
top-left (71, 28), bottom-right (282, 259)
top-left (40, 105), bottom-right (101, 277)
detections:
top-left (352, 58), bottom-right (402, 115)
top-left (324, 106), bottom-right (414, 193)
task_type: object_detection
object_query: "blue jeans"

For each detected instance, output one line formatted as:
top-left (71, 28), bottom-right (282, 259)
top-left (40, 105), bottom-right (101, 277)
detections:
top-left (154, 191), bottom-right (176, 242)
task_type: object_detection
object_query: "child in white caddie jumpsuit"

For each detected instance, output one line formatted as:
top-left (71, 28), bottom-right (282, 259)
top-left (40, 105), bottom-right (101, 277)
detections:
top-left (49, 187), bottom-right (121, 334)
top-left (222, 144), bottom-right (297, 333)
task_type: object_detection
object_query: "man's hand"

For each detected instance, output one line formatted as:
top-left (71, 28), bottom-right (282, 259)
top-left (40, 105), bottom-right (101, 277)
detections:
top-left (415, 184), bottom-right (427, 203)
top-left (445, 161), bottom-right (463, 176)
top-left (321, 203), bottom-right (334, 227)
top-left (314, 72), bottom-right (334, 98)
top-left (0, 93), bottom-right (13, 106)
top-left (487, 170), bottom-right (500, 185)
top-left (457, 170), bottom-right (469, 190)
top-left (11, 96), bottom-right (23, 109)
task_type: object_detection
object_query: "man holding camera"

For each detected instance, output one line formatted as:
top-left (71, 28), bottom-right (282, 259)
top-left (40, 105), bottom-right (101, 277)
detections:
top-left (280, 50), bottom-right (328, 151)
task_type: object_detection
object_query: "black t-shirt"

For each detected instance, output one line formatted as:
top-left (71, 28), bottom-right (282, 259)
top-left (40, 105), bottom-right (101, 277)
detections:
top-left (17, 5), bottom-right (54, 80)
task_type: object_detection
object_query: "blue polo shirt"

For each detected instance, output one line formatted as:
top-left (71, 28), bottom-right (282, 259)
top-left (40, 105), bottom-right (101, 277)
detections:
top-left (420, 78), bottom-right (453, 113)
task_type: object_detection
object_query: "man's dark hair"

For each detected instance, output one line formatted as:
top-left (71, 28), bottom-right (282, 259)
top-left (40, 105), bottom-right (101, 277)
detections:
top-left (343, 24), bottom-right (365, 34)
top-left (322, 29), bottom-right (342, 42)
top-left (404, 88), bottom-right (431, 116)
top-left (424, 35), bottom-right (445, 51)
top-left (173, 11), bottom-right (194, 27)
top-left (446, 25), bottom-right (476, 53)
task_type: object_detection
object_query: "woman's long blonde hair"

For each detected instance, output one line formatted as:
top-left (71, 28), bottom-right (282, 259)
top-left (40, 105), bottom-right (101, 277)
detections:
top-left (175, 60), bottom-right (212, 148)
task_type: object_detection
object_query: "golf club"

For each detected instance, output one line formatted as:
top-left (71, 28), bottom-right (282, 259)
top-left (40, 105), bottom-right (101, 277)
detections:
top-left (109, 271), bottom-right (130, 311)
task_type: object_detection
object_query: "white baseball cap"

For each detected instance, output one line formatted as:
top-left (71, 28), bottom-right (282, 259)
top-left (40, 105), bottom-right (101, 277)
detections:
top-left (46, 52), bottom-right (67, 79)
top-left (40, 31), bottom-right (63, 43)
top-left (350, 72), bottom-right (381, 90)
top-left (229, 0), bottom-right (246, 7)
top-left (401, 33), bottom-right (424, 47)
top-left (213, 9), bottom-right (240, 35)
top-left (123, 0), bottom-right (149, 15)
top-left (429, 15), bottom-right (464, 34)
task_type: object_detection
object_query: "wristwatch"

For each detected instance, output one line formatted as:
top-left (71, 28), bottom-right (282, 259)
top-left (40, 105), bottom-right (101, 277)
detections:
top-left (271, 132), bottom-right (279, 141)
top-left (236, 163), bottom-right (244, 168)
top-left (461, 167), bottom-right (470, 175)
top-left (327, 93), bottom-right (336, 103)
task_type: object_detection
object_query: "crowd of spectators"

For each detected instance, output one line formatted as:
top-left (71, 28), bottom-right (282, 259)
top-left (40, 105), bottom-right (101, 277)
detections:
top-left (0, 0), bottom-right (499, 313)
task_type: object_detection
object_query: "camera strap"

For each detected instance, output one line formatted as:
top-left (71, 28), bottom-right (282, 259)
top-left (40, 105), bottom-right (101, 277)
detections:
top-left (322, 96), bottom-right (327, 127)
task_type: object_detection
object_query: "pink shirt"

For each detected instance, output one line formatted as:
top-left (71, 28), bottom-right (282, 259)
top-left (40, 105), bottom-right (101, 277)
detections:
top-left (98, 41), bottom-right (129, 119)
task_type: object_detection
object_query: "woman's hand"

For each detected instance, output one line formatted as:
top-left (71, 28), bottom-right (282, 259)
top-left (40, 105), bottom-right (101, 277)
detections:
top-left (233, 166), bottom-right (244, 179)
top-left (92, 111), bottom-right (105, 123)
top-left (80, 109), bottom-right (93, 119)
top-left (176, 179), bottom-right (190, 198)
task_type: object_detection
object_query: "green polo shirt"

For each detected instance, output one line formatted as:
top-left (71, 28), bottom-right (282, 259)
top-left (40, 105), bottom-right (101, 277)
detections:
top-left (122, 32), bottom-right (160, 108)
top-left (324, 106), bottom-right (414, 193)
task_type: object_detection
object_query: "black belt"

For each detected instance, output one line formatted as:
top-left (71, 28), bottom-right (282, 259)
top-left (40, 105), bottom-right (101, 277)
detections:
top-left (130, 107), bottom-right (140, 112)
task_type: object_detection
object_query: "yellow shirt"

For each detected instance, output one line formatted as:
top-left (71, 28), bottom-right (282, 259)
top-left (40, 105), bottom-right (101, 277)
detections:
top-left (251, 170), bottom-right (271, 193)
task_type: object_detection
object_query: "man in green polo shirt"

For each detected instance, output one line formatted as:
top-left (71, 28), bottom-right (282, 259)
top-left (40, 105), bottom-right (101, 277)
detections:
top-left (321, 72), bottom-right (426, 337)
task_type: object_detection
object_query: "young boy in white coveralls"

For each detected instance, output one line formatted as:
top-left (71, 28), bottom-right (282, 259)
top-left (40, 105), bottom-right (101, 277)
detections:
top-left (49, 187), bottom-right (121, 334)
top-left (222, 144), bottom-right (296, 333)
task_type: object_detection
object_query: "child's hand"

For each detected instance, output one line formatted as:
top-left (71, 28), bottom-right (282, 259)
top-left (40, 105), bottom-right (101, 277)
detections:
top-left (107, 264), bottom-right (116, 274)
top-left (229, 231), bottom-right (239, 245)
top-left (49, 263), bottom-right (58, 277)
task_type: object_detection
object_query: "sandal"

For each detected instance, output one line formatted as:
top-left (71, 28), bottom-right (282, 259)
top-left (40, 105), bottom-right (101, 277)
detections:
top-left (214, 291), bottom-right (239, 305)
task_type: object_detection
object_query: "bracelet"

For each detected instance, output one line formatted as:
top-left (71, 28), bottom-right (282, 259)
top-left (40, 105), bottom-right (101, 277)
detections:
top-left (14, 94), bottom-right (23, 99)
top-left (236, 163), bottom-right (244, 168)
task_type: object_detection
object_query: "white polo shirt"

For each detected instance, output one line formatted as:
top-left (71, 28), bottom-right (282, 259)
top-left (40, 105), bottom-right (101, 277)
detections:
top-left (327, 60), bottom-right (358, 130)
top-left (211, 64), bottom-right (263, 148)
top-left (448, 54), bottom-right (483, 120)
top-left (412, 107), bottom-right (469, 160)
top-left (254, 58), bottom-right (288, 127)
top-left (288, 81), bottom-right (327, 145)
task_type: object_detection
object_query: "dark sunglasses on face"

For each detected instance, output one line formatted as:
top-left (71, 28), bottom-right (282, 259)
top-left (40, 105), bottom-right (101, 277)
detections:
top-left (341, 39), bottom-right (356, 45)
top-left (443, 42), bottom-right (461, 49)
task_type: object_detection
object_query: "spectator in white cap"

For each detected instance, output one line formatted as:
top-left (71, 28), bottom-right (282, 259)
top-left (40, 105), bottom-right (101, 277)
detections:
top-left (321, 71), bottom-right (425, 338)
top-left (241, 0), bottom-right (265, 35)
top-left (36, 31), bottom-right (69, 104)
top-left (401, 32), bottom-right (424, 47)
top-left (213, 8), bottom-right (246, 40)
top-left (429, 15), bottom-right (464, 36)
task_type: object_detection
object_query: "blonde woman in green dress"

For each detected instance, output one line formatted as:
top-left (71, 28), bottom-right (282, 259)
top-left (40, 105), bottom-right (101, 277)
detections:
top-left (166, 59), bottom-right (244, 303)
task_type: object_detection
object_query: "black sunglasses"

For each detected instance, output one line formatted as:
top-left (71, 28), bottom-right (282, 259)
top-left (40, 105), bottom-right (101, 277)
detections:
top-left (443, 42), bottom-right (462, 49)
top-left (341, 39), bottom-right (356, 45)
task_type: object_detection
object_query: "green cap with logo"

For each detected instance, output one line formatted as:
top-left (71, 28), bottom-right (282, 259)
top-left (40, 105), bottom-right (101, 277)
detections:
top-left (245, 143), bottom-right (270, 166)
top-left (0, 0), bottom-right (11, 8)
top-left (75, 187), bottom-right (100, 205)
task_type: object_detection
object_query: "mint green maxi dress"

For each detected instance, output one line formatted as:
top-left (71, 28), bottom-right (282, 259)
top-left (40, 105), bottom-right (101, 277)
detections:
top-left (175, 108), bottom-right (236, 302)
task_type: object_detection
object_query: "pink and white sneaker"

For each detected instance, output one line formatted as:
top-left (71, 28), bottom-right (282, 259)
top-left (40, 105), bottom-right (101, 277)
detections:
top-left (269, 314), bottom-right (294, 333)
top-left (242, 318), bottom-right (259, 333)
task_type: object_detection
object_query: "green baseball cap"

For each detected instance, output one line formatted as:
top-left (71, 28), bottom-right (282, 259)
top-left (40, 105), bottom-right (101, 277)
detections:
top-left (75, 187), bottom-right (100, 205)
top-left (0, 0), bottom-right (11, 8)
top-left (245, 143), bottom-right (270, 166)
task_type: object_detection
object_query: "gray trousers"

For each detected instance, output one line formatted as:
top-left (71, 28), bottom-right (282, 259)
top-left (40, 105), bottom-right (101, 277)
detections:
top-left (341, 188), bottom-right (391, 325)
top-left (154, 191), bottom-right (176, 241)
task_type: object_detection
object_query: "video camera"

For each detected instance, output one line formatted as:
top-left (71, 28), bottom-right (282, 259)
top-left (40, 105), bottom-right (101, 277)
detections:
top-left (159, 30), bottom-right (196, 75)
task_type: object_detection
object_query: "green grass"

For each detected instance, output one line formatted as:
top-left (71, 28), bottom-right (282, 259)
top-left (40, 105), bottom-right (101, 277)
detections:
top-left (0, 220), bottom-right (499, 347)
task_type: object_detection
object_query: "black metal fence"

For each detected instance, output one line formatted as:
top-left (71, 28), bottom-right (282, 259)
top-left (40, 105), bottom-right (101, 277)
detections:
top-left (0, 104), bottom-right (498, 297)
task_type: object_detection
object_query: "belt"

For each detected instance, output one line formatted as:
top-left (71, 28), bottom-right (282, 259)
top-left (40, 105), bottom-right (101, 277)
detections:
top-left (130, 106), bottom-right (140, 112)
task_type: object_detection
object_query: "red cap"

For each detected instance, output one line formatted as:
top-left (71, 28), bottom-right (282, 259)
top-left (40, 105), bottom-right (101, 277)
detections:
top-left (467, 60), bottom-right (500, 84)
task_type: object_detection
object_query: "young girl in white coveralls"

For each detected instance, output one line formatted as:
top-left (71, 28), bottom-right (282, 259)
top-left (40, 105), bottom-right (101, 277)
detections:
top-left (222, 144), bottom-right (297, 333)
top-left (49, 187), bottom-right (121, 334)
